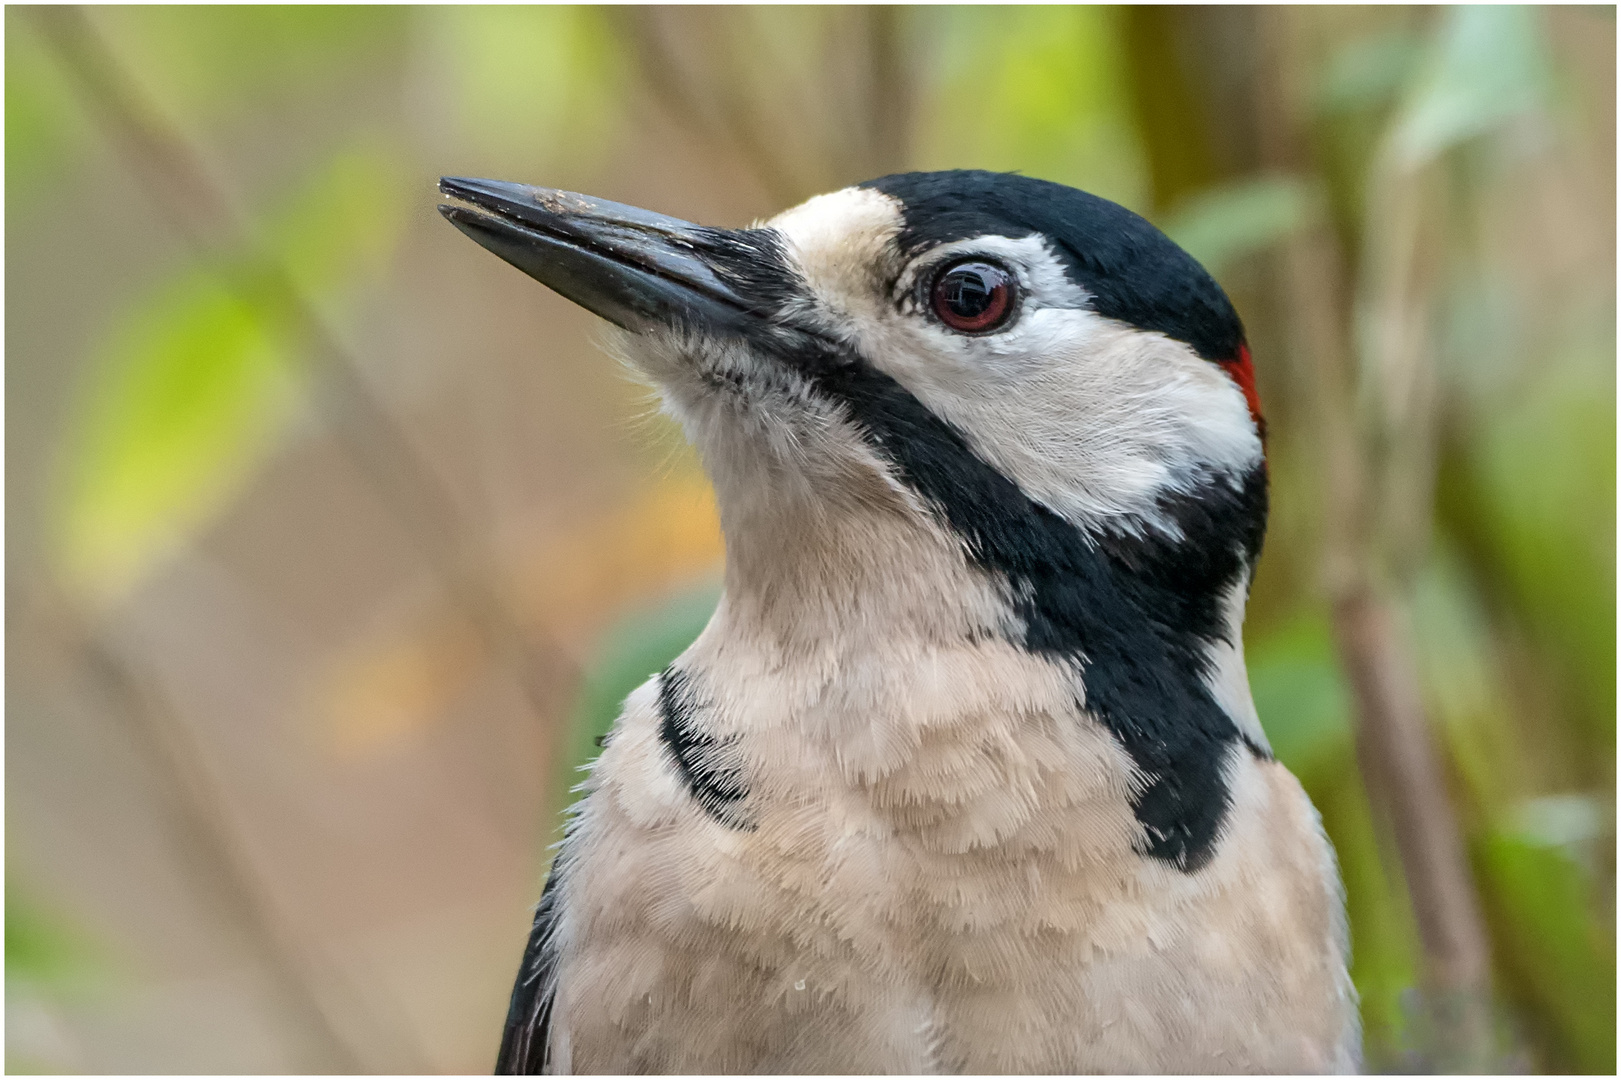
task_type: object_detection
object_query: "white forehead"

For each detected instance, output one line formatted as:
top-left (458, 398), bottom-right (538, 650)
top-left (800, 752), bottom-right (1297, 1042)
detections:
top-left (767, 185), bottom-right (903, 284)
top-left (768, 183), bottom-right (907, 261)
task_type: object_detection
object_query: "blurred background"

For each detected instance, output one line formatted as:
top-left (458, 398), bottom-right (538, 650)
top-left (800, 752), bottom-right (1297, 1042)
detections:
top-left (5, 5), bottom-right (1613, 1073)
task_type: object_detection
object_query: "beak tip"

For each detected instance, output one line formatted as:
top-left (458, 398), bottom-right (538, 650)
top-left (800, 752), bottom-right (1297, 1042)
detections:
top-left (437, 203), bottom-right (478, 238)
top-left (434, 177), bottom-right (759, 338)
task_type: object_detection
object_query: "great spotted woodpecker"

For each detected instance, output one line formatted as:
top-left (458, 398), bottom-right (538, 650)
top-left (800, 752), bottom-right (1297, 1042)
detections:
top-left (440, 170), bottom-right (1358, 1074)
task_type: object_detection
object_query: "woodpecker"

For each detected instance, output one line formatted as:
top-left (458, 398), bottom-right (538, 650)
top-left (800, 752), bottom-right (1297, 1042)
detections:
top-left (439, 170), bottom-right (1359, 1074)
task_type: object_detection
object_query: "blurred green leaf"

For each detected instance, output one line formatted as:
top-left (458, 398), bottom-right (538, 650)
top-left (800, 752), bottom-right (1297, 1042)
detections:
top-left (915, 6), bottom-right (1148, 210)
top-left (4, 14), bottom-right (92, 205)
top-left (1315, 29), bottom-right (1423, 119)
top-left (1409, 546), bottom-right (1532, 812)
top-left (1388, 6), bottom-right (1551, 169)
top-left (1247, 612), bottom-right (1355, 778)
top-left (96, 6), bottom-right (407, 128)
top-left (1471, 369), bottom-right (1616, 749)
top-left (1161, 176), bottom-right (1316, 278)
top-left (1506, 794), bottom-right (1606, 859)
top-left (1476, 830), bottom-right (1617, 1072)
top-left (269, 140), bottom-right (410, 299)
top-left (426, 6), bottom-right (624, 181)
top-left (1310, 22), bottom-right (1421, 242)
top-left (8, 8), bottom-right (407, 209)
top-left (561, 580), bottom-right (722, 810)
top-left (54, 142), bottom-right (408, 606)
top-left (57, 267), bottom-right (298, 604)
top-left (6, 881), bottom-right (100, 992)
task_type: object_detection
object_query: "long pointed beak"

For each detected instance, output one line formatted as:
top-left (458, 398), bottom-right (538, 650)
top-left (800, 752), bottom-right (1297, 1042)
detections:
top-left (438, 177), bottom-right (767, 337)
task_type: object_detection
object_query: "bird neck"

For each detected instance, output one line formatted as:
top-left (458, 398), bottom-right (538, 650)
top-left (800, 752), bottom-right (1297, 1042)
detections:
top-left (704, 449), bottom-right (1270, 871)
top-left (717, 489), bottom-right (1012, 658)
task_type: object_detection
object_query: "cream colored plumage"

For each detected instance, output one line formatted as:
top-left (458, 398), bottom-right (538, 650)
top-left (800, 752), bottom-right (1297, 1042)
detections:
top-left (439, 170), bottom-right (1361, 1074)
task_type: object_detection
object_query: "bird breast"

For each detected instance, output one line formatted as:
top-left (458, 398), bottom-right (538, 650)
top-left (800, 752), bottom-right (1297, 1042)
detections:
top-left (545, 609), bottom-right (1358, 1073)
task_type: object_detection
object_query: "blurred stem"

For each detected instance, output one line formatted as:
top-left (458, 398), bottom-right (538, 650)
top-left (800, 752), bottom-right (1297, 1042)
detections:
top-left (1123, 6), bottom-right (1224, 216)
top-left (31, 6), bottom-right (578, 723)
top-left (28, 582), bottom-right (375, 1073)
top-left (863, 6), bottom-right (912, 177)
top-left (1333, 586), bottom-right (1495, 1064)
top-left (614, 7), bottom-right (915, 207)
top-left (614, 7), bottom-right (808, 207)
top-left (1254, 8), bottom-right (1497, 1069)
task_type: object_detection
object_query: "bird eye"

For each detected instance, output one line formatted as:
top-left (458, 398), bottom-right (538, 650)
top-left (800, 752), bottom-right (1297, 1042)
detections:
top-left (929, 259), bottom-right (1016, 333)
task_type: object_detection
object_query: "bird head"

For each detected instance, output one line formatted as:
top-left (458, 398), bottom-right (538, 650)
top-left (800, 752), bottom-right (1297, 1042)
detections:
top-left (441, 170), bottom-right (1269, 867)
top-left (440, 171), bottom-right (1263, 536)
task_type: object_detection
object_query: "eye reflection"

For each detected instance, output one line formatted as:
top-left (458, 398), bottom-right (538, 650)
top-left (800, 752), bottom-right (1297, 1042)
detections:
top-left (930, 260), bottom-right (1015, 333)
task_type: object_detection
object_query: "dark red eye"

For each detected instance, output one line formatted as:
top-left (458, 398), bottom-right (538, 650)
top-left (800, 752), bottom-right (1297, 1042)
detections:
top-left (930, 260), bottom-right (1016, 333)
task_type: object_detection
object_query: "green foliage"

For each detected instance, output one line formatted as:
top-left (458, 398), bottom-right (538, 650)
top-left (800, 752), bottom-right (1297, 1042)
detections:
top-left (1307, 10), bottom-right (1610, 1069)
top-left (53, 143), bottom-right (408, 606)
top-left (6, 881), bottom-right (101, 994)
top-left (1386, 5), bottom-right (1551, 169)
top-left (96, 6), bottom-right (407, 127)
top-left (560, 581), bottom-right (723, 812)
top-left (6, 9), bottom-right (408, 208)
top-left (58, 267), bottom-right (296, 603)
top-left (1310, 25), bottom-right (1423, 245)
top-left (4, 13), bottom-right (90, 205)
top-left (1248, 613), bottom-right (1355, 780)
top-left (915, 6), bottom-right (1148, 210)
top-left (1161, 176), bottom-right (1317, 279)
top-left (423, 5), bottom-right (625, 183)
top-left (271, 140), bottom-right (411, 299)
top-left (6, 881), bottom-right (108, 1073)
top-left (1316, 29), bottom-right (1424, 120)
top-left (1476, 829), bottom-right (1617, 1073)
top-left (1469, 372), bottom-right (1617, 753)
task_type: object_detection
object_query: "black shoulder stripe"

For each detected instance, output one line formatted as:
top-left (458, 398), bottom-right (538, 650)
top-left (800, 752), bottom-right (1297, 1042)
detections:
top-left (658, 667), bottom-right (754, 830)
top-left (805, 357), bottom-right (1267, 871)
top-left (495, 860), bottom-right (564, 1074)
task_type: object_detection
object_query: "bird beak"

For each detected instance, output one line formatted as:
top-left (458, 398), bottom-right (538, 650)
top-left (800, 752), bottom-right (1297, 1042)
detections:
top-left (438, 177), bottom-right (764, 338)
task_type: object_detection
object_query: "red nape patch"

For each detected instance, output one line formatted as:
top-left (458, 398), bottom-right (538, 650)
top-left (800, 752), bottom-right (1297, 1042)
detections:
top-left (1219, 343), bottom-right (1266, 443)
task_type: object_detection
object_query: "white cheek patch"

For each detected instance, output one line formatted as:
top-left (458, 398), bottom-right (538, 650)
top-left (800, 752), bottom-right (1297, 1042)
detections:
top-left (778, 228), bottom-right (1263, 536)
top-left (859, 301), bottom-right (1263, 536)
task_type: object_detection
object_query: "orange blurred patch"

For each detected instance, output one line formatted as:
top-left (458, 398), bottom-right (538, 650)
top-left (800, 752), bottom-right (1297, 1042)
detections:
top-left (510, 472), bottom-right (725, 643)
top-left (315, 473), bottom-right (723, 758)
